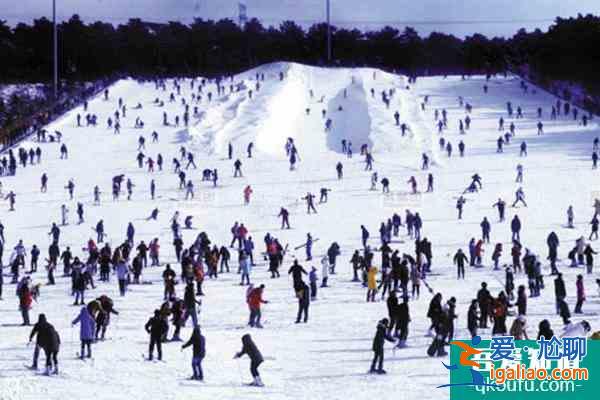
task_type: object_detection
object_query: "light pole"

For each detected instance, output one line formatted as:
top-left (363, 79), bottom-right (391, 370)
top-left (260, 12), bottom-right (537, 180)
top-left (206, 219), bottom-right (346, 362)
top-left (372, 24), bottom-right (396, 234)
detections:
top-left (326, 0), bottom-right (332, 63)
top-left (53, 0), bottom-right (58, 100)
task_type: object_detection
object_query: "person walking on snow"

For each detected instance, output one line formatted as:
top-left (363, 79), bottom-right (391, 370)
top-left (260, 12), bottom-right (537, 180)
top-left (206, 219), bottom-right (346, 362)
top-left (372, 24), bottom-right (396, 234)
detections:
top-left (370, 318), bottom-right (396, 374)
top-left (145, 309), bottom-right (168, 361)
top-left (567, 206), bottom-right (574, 228)
top-left (244, 185), bottom-right (253, 205)
top-left (72, 306), bottom-right (95, 359)
top-left (278, 207), bottom-right (290, 229)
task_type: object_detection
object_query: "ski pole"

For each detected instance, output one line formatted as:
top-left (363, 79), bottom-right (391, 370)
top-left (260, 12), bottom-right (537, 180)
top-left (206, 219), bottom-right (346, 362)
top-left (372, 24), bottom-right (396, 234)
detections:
top-left (236, 358), bottom-right (243, 384)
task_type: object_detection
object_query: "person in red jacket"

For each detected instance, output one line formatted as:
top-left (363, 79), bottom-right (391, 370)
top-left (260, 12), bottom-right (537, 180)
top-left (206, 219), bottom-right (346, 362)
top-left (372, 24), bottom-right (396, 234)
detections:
top-left (19, 282), bottom-right (33, 325)
top-left (248, 284), bottom-right (268, 328)
top-left (149, 238), bottom-right (160, 266)
top-left (243, 186), bottom-right (253, 205)
top-left (474, 240), bottom-right (484, 266)
top-left (237, 224), bottom-right (249, 249)
top-left (575, 275), bottom-right (586, 313)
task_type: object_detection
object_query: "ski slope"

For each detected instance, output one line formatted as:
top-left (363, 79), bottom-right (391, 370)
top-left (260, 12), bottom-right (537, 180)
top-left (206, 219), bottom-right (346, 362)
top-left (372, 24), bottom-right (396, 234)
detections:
top-left (1, 63), bottom-right (599, 400)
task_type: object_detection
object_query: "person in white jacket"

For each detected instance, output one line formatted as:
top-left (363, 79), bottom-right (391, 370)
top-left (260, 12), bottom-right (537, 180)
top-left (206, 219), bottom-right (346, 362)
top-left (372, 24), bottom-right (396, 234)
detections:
top-left (61, 205), bottom-right (69, 226)
top-left (561, 320), bottom-right (591, 338)
top-left (320, 256), bottom-right (329, 288)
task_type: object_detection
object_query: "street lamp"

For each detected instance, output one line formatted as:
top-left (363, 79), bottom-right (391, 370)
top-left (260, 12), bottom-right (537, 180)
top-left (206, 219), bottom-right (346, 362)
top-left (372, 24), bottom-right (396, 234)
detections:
top-left (326, 0), bottom-right (331, 63)
top-left (53, 0), bottom-right (58, 100)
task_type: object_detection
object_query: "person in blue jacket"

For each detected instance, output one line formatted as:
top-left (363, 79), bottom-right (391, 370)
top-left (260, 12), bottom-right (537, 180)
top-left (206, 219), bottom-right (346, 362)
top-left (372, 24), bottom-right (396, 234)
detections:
top-left (182, 326), bottom-right (206, 380)
top-left (72, 306), bottom-right (96, 359)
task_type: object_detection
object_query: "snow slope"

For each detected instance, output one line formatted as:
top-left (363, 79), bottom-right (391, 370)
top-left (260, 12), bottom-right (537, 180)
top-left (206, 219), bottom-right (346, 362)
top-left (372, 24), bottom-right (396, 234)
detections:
top-left (1, 63), bottom-right (599, 400)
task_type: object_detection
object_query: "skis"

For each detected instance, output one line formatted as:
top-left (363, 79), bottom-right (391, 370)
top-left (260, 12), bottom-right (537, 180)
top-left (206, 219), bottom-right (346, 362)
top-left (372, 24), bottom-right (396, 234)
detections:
top-left (76, 353), bottom-right (94, 361)
top-left (244, 382), bottom-right (265, 387)
top-left (294, 238), bottom-right (319, 250)
top-left (141, 354), bottom-right (165, 362)
top-left (421, 278), bottom-right (435, 294)
top-left (282, 244), bottom-right (290, 258)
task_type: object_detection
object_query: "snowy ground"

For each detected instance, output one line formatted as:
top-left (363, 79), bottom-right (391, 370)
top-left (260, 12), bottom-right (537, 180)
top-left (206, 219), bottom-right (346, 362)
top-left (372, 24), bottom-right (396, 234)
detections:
top-left (1, 63), bottom-right (599, 400)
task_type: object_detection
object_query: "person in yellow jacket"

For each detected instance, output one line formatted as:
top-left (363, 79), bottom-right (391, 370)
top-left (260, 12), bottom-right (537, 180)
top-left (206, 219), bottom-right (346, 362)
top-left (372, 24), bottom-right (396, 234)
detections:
top-left (367, 266), bottom-right (379, 302)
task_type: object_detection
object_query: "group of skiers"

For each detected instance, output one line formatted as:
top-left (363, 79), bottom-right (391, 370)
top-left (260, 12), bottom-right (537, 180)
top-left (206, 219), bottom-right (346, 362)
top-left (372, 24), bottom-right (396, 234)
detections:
top-left (2, 69), bottom-right (600, 389)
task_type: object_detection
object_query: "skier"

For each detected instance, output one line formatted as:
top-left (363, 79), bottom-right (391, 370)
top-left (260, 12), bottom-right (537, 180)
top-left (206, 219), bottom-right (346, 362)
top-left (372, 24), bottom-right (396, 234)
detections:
top-left (511, 215), bottom-right (522, 242)
top-left (295, 281), bottom-right (310, 323)
top-left (5, 191), bottom-right (16, 211)
top-left (61, 204), bottom-right (69, 226)
top-left (567, 206), bottom-right (574, 228)
top-left (244, 185), bottom-right (253, 205)
top-left (456, 196), bottom-right (466, 219)
top-left (302, 192), bottom-right (317, 214)
top-left (305, 233), bottom-right (313, 261)
top-left (370, 318), bottom-right (395, 374)
top-left (234, 334), bottom-right (265, 386)
top-left (76, 203), bottom-right (84, 224)
top-left (477, 283), bottom-right (492, 328)
top-left (181, 326), bottom-right (206, 380)
top-left (520, 141), bottom-right (527, 157)
top-left (590, 216), bottom-right (599, 240)
top-left (574, 275), bottom-right (585, 314)
top-left (145, 309), bottom-right (168, 361)
top-left (72, 306), bottom-right (95, 359)
top-left (515, 164), bottom-right (523, 183)
top-left (319, 188), bottom-right (330, 203)
top-left (512, 187), bottom-right (527, 207)
top-left (234, 159), bottom-right (243, 177)
top-left (93, 186), bottom-right (101, 205)
top-left (186, 153), bottom-right (197, 169)
top-left (365, 152), bottom-right (374, 171)
top-left (28, 314), bottom-right (60, 375)
top-left (407, 176), bottom-right (417, 194)
top-left (65, 179), bottom-right (75, 200)
top-left (247, 284), bottom-right (268, 327)
top-left (492, 198), bottom-right (506, 221)
top-left (126, 179), bottom-right (135, 200)
top-left (185, 180), bottom-right (194, 200)
top-left (41, 173), bottom-right (48, 192)
top-left (453, 249), bottom-right (468, 279)
top-left (336, 162), bottom-right (343, 179)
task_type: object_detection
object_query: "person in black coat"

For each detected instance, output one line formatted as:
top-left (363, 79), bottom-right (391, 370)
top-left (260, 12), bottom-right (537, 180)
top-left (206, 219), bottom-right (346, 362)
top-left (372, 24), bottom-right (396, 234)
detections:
top-left (453, 249), bottom-right (468, 279)
top-left (467, 299), bottom-right (479, 338)
top-left (234, 334), bottom-right (264, 386)
top-left (477, 282), bottom-right (492, 328)
top-left (182, 326), bottom-right (206, 380)
top-left (370, 318), bottom-right (396, 374)
top-left (396, 296), bottom-right (410, 347)
top-left (386, 291), bottom-right (399, 335)
top-left (554, 273), bottom-right (566, 314)
top-left (537, 319), bottom-right (554, 340)
top-left (427, 293), bottom-right (443, 335)
top-left (145, 310), bottom-right (168, 361)
top-left (516, 285), bottom-right (527, 316)
top-left (295, 282), bottom-right (310, 323)
top-left (288, 259), bottom-right (307, 291)
top-left (28, 314), bottom-right (60, 374)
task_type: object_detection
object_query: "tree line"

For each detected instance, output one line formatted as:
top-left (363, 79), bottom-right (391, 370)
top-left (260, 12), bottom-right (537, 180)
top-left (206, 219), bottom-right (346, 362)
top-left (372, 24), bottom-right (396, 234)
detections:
top-left (0, 13), bottom-right (599, 93)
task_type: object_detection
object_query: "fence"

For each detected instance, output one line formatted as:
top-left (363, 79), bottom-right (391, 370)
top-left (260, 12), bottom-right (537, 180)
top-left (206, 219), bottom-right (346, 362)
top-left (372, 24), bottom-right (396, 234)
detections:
top-left (0, 76), bottom-right (121, 151)
top-left (509, 64), bottom-right (600, 116)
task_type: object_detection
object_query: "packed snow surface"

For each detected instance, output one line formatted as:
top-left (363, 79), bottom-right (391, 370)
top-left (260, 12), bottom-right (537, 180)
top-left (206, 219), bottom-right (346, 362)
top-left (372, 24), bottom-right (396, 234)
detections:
top-left (1, 62), bottom-right (599, 400)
